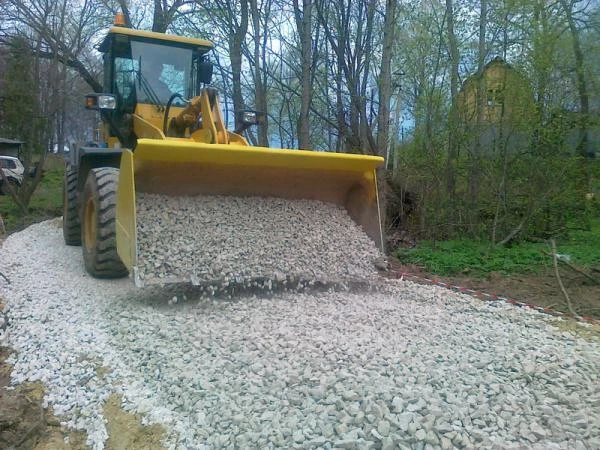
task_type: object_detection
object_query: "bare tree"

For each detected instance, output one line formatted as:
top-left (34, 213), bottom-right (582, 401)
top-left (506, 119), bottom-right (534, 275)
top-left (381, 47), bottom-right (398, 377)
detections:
top-left (376, 0), bottom-right (397, 159)
top-left (194, 0), bottom-right (249, 132)
top-left (1, 0), bottom-right (105, 92)
top-left (560, 0), bottom-right (590, 157)
top-left (293, 0), bottom-right (313, 149)
top-left (316, 0), bottom-right (379, 153)
top-left (445, 0), bottom-right (460, 198)
top-left (249, 0), bottom-right (271, 146)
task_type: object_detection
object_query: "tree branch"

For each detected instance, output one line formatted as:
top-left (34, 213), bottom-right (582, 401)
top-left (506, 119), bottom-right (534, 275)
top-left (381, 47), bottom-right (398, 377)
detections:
top-left (35, 49), bottom-right (102, 92)
top-left (542, 250), bottom-right (600, 285)
top-left (551, 239), bottom-right (580, 318)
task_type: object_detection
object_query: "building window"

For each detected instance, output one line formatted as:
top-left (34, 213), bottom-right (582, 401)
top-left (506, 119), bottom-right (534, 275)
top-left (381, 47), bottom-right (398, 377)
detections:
top-left (487, 88), bottom-right (504, 107)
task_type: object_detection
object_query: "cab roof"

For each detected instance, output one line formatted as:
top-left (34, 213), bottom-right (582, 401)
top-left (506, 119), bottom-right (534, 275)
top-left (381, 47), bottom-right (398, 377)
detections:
top-left (98, 27), bottom-right (214, 54)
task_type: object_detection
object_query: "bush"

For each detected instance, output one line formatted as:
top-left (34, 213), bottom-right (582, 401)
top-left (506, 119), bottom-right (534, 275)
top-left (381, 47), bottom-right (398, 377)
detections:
top-left (388, 128), bottom-right (599, 245)
top-left (396, 218), bottom-right (600, 277)
top-left (0, 166), bottom-right (63, 234)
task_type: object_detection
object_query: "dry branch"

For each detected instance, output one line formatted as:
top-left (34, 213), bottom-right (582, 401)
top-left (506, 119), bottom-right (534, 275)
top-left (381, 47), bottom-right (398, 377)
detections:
top-left (542, 250), bottom-right (600, 285)
top-left (550, 239), bottom-right (580, 318)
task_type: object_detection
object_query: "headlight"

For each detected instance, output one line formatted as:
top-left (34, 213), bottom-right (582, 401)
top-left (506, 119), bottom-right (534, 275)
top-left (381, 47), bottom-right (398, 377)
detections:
top-left (98, 95), bottom-right (117, 110)
top-left (85, 94), bottom-right (117, 110)
top-left (242, 111), bottom-right (258, 125)
top-left (234, 110), bottom-right (266, 133)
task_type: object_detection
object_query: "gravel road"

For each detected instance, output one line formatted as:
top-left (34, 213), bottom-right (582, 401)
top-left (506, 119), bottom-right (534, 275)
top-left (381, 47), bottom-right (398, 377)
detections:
top-left (1, 220), bottom-right (599, 450)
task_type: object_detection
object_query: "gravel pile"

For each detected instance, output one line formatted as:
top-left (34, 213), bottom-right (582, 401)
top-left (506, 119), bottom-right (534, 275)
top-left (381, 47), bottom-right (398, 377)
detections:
top-left (135, 194), bottom-right (381, 286)
top-left (1, 220), bottom-right (599, 450)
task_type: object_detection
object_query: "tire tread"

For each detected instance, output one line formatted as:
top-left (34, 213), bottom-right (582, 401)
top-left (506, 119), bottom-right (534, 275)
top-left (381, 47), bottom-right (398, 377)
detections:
top-left (63, 165), bottom-right (81, 245)
top-left (82, 167), bottom-right (128, 278)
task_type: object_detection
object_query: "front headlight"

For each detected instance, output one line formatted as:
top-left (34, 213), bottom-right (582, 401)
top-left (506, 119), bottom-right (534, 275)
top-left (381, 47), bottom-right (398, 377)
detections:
top-left (85, 94), bottom-right (117, 111)
top-left (242, 111), bottom-right (258, 125)
top-left (98, 95), bottom-right (117, 110)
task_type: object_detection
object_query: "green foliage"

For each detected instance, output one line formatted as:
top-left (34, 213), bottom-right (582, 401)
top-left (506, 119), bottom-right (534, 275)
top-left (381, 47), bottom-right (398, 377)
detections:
top-left (0, 37), bottom-right (46, 157)
top-left (556, 218), bottom-right (600, 268)
top-left (0, 167), bottom-right (63, 234)
top-left (387, 0), bottom-right (600, 248)
top-left (397, 218), bottom-right (600, 277)
top-left (0, 36), bottom-right (56, 215)
top-left (397, 240), bottom-right (547, 276)
top-left (392, 118), bottom-right (598, 243)
top-left (0, 38), bottom-right (36, 135)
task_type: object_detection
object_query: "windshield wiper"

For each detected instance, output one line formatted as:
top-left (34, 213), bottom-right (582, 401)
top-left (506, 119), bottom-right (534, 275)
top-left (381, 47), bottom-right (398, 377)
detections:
top-left (138, 72), bottom-right (164, 111)
top-left (136, 57), bottom-right (164, 111)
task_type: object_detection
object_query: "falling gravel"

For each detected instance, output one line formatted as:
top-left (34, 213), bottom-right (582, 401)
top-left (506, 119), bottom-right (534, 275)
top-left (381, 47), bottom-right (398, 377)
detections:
top-left (136, 194), bottom-right (381, 285)
top-left (1, 220), bottom-right (600, 450)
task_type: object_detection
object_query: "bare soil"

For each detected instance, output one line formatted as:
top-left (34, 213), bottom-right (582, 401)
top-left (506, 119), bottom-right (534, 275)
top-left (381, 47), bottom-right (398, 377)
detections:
top-left (388, 260), bottom-right (600, 322)
top-left (0, 342), bottom-right (165, 449)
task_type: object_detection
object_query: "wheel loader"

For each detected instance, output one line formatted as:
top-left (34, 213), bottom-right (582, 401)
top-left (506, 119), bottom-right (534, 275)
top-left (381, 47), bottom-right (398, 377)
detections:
top-left (64, 17), bottom-right (384, 283)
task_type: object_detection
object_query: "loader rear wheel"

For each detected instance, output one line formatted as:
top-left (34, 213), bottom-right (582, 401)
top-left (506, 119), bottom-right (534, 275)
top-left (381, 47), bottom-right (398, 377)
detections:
top-left (63, 165), bottom-right (81, 245)
top-left (81, 167), bottom-right (128, 278)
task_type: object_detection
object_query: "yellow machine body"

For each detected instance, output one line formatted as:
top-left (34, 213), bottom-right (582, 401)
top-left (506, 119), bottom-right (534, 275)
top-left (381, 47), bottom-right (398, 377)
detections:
top-left (96, 27), bottom-right (384, 278)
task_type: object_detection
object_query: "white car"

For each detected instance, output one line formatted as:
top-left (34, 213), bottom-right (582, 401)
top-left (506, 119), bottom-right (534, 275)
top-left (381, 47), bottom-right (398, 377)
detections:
top-left (0, 155), bottom-right (24, 194)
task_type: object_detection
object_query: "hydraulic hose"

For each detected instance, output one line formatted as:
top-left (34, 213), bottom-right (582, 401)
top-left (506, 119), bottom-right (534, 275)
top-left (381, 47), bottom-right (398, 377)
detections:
top-left (163, 93), bottom-right (187, 136)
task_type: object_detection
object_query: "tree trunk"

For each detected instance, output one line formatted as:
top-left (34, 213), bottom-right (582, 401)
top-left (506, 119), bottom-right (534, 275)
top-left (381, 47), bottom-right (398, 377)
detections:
top-left (152, 0), bottom-right (167, 33)
top-left (469, 0), bottom-right (487, 234)
top-left (293, 0), bottom-right (313, 150)
top-left (117, 0), bottom-right (133, 27)
top-left (152, 0), bottom-right (184, 33)
top-left (228, 0), bottom-right (249, 132)
top-left (358, 0), bottom-right (376, 154)
top-left (249, 0), bottom-right (270, 147)
top-left (561, 0), bottom-right (590, 157)
top-left (376, 0), bottom-right (396, 159)
top-left (445, 0), bottom-right (460, 197)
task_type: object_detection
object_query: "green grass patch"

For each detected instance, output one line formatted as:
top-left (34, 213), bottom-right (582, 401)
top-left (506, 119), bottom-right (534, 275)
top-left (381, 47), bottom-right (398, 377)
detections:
top-left (397, 219), bottom-right (600, 277)
top-left (0, 167), bottom-right (64, 234)
top-left (554, 221), bottom-right (600, 269)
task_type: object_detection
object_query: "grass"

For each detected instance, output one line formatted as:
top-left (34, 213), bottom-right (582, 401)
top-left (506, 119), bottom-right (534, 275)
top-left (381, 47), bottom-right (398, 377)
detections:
top-left (396, 218), bottom-right (600, 277)
top-left (0, 158), bottom-right (64, 234)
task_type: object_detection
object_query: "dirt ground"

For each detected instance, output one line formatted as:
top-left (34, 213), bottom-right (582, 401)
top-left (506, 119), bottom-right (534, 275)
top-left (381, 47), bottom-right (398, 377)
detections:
top-left (389, 260), bottom-right (600, 321)
top-left (0, 345), bottom-right (165, 450)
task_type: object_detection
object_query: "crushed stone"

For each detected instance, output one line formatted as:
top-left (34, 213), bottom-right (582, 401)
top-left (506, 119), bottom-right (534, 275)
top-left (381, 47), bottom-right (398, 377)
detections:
top-left (0, 220), bottom-right (599, 449)
top-left (135, 194), bottom-right (381, 285)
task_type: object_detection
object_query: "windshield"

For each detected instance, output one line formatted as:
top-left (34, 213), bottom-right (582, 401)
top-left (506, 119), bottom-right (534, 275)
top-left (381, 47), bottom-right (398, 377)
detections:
top-left (114, 41), bottom-right (194, 107)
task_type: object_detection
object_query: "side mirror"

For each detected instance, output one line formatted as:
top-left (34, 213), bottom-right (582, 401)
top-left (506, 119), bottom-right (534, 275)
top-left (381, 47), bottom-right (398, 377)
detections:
top-left (85, 94), bottom-right (117, 110)
top-left (198, 60), bottom-right (213, 85)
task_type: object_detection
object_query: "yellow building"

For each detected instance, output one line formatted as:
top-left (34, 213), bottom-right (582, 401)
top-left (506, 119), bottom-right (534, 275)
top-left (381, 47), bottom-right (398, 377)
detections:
top-left (456, 57), bottom-right (537, 128)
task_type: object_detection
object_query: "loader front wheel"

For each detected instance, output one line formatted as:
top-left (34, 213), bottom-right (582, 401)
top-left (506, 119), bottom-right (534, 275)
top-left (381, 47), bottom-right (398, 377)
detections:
top-left (81, 167), bottom-right (128, 278)
top-left (63, 164), bottom-right (81, 245)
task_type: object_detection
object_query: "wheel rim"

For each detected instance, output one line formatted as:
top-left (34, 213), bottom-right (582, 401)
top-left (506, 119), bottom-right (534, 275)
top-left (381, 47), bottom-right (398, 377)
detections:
top-left (84, 197), bottom-right (97, 252)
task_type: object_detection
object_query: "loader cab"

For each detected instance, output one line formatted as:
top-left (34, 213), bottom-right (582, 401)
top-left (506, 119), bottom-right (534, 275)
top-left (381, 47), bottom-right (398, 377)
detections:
top-left (97, 27), bottom-right (214, 145)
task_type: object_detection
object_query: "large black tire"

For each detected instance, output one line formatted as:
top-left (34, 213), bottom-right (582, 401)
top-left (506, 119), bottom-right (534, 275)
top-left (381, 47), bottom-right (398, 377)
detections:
top-left (81, 167), bottom-right (128, 278)
top-left (63, 165), bottom-right (81, 245)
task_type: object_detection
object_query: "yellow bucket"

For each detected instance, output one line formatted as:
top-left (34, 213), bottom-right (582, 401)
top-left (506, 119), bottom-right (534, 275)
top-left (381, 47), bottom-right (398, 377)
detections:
top-left (115, 139), bottom-right (384, 273)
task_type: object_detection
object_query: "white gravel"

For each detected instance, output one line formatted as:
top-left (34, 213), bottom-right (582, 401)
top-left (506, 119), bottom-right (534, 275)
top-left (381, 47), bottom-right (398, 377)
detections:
top-left (136, 194), bottom-right (381, 285)
top-left (1, 220), bottom-right (599, 450)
